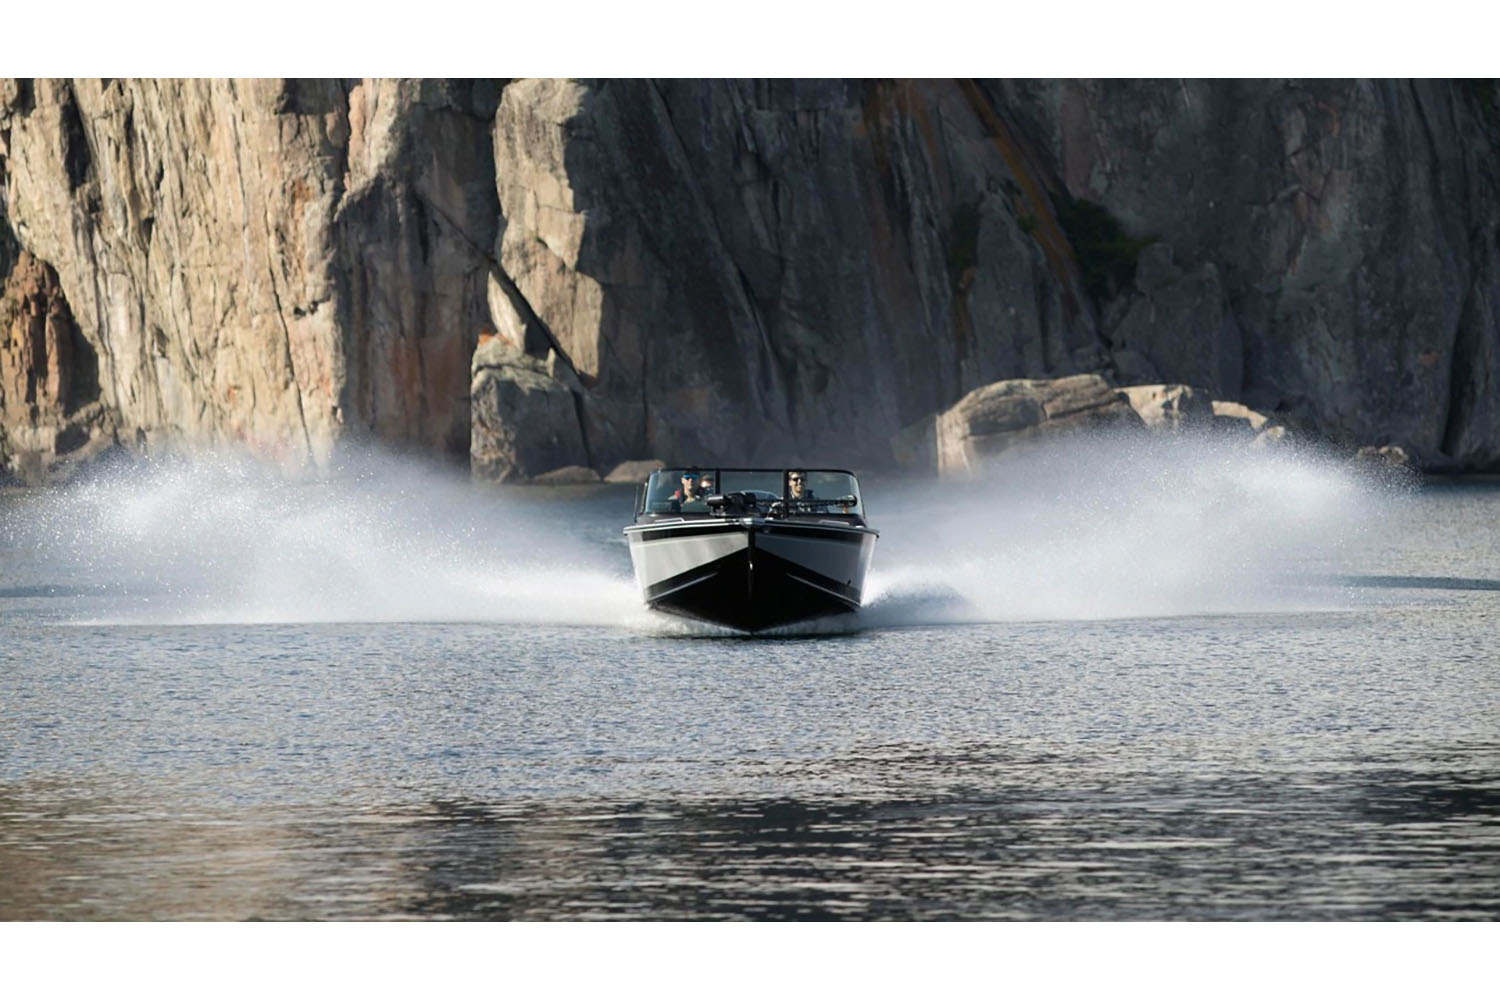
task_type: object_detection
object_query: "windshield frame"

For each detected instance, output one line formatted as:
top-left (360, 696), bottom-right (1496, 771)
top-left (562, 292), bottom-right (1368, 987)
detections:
top-left (635, 467), bottom-right (866, 520)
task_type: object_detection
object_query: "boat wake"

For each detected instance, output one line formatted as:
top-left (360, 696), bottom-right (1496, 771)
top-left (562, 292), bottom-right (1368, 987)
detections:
top-left (857, 433), bottom-right (1404, 627)
top-left (4, 449), bottom-right (642, 628)
top-left (2, 435), bottom-right (1405, 632)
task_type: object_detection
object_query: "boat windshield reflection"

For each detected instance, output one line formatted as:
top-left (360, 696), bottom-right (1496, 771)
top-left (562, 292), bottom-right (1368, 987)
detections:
top-left (639, 468), bottom-right (865, 519)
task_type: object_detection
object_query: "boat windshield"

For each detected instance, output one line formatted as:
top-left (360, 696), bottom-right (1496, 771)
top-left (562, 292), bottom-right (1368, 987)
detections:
top-left (639, 468), bottom-right (865, 518)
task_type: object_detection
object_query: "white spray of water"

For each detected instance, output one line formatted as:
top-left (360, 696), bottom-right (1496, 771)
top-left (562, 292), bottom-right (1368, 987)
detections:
top-left (9, 449), bottom-right (643, 627)
top-left (4, 436), bottom-right (1400, 630)
top-left (859, 432), bottom-right (1399, 626)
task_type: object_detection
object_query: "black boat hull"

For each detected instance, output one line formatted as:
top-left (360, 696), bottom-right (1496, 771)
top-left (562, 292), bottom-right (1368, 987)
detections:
top-left (625, 520), bottom-right (877, 632)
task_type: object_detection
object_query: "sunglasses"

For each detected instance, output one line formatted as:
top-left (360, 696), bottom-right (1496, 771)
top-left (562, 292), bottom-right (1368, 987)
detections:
top-left (788, 476), bottom-right (805, 482)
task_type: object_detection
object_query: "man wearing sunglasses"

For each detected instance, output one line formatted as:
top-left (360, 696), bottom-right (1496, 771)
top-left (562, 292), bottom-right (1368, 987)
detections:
top-left (786, 470), bottom-right (813, 501)
top-left (671, 469), bottom-right (708, 511)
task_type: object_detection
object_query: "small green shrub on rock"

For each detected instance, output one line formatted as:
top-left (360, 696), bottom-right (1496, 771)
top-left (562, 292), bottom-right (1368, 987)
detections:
top-left (1055, 194), bottom-right (1155, 302)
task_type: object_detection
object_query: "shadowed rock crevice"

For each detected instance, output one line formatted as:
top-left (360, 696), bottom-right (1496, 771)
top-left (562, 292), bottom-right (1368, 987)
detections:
top-left (57, 85), bottom-right (91, 192)
top-left (1441, 239), bottom-right (1500, 465)
top-left (961, 80), bottom-right (1092, 328)
top-left (0, 249), bottom-right (113, 481)
top-left (325, 80), bottom-right (504, 461)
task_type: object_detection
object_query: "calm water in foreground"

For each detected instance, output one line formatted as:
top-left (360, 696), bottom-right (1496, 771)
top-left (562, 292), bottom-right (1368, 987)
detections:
top-left (1, 444), bottom-right (1497, 919)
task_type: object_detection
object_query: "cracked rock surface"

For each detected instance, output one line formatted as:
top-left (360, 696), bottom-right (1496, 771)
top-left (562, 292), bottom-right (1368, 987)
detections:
top-left (1, 78), bottom-right (500, 478)
top-left (3, 79), bottom-right (1498, 479)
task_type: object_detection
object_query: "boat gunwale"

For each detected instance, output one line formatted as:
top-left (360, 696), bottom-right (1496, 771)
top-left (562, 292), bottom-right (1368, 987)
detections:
top-left (624, 517), bottom-right (879, 542)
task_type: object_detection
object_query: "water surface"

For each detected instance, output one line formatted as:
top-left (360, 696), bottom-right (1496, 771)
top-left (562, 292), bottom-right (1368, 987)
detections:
top-left (2, 444), bottom-right (1497, 919)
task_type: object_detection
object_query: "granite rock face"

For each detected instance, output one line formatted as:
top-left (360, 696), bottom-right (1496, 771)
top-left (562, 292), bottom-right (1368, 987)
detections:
top-left (894, 373), bottom-right (1142, 476)
top-left (489, 79), bottom-right (1104, 471)
top-left (4, 79), bottom-right (1499, 478)
top-left (0, 78), bottom-right (499, 479)
top-left (1105, 244), bottom-right (1243, 397)
top-left (487, 78), bottom-right (1500, 473)
top-left (469, 337), bottom-right (588, 482)
top-left (996, 79), bottom-right (1500, 468)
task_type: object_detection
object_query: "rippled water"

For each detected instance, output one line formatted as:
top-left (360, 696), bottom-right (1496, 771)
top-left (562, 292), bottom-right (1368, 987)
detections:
top-left (1, 443), bottom-right (1497, 919)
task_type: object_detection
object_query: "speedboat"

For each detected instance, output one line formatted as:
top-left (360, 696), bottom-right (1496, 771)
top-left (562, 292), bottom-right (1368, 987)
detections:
top-left (623, 467), bottom-right (879, 632)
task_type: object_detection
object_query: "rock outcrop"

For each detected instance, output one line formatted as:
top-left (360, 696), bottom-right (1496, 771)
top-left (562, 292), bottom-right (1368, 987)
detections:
top-left (603, 458), bottom-right (664, 483)
top-left (469, 337), bottom-right (588, 482)
top-left (896, 373), bottom-right (1143, 476)
top-left (484, 78), bottom-right (1500, 473)
top-left (1120, 384), bottom-right (1215, 432)
top-left (3, 79), bottom-right (1499, 479)
top-left (1211, 400), bottom-right (1277, 436)
top-left (894, 374), bottom-right (1304, 478)
top-left (1353, 442), bottom-right (1419, 481)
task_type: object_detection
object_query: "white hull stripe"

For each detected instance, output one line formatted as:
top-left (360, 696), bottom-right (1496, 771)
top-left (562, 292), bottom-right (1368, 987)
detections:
top-left (628, 531), bottom-right (749, 588)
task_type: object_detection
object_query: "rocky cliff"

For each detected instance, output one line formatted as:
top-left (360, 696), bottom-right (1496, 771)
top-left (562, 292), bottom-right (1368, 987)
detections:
top-left (0, 78), bottom-right (500, 479)
top-left (996, 79), bottom-right (1500, 468)
top-left (4, 78), bottom-right (1497, 481)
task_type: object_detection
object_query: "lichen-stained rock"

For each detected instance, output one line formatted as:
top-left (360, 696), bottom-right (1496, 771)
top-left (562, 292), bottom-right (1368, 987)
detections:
top-left (3, 79), bottom-right (341, 462)
top-left (469, 338), bottom-right (588, 482)
top-left (0, 78), bottom-right (499, 470)
top-left (933, 373), bottom-right (1142, 476)
top-left (1, 251), bottom-right (89, 420)
top-left (490, 79), bottom-right (1103, 472)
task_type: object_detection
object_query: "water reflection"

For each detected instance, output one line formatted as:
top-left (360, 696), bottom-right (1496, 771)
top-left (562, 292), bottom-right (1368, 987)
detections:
top-left (1333, 575), bottom-right (1500, 593)
top-left (0, 585), bottom-right (112, 599)
top-left (5, 747), bottom-right (1497, 920)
